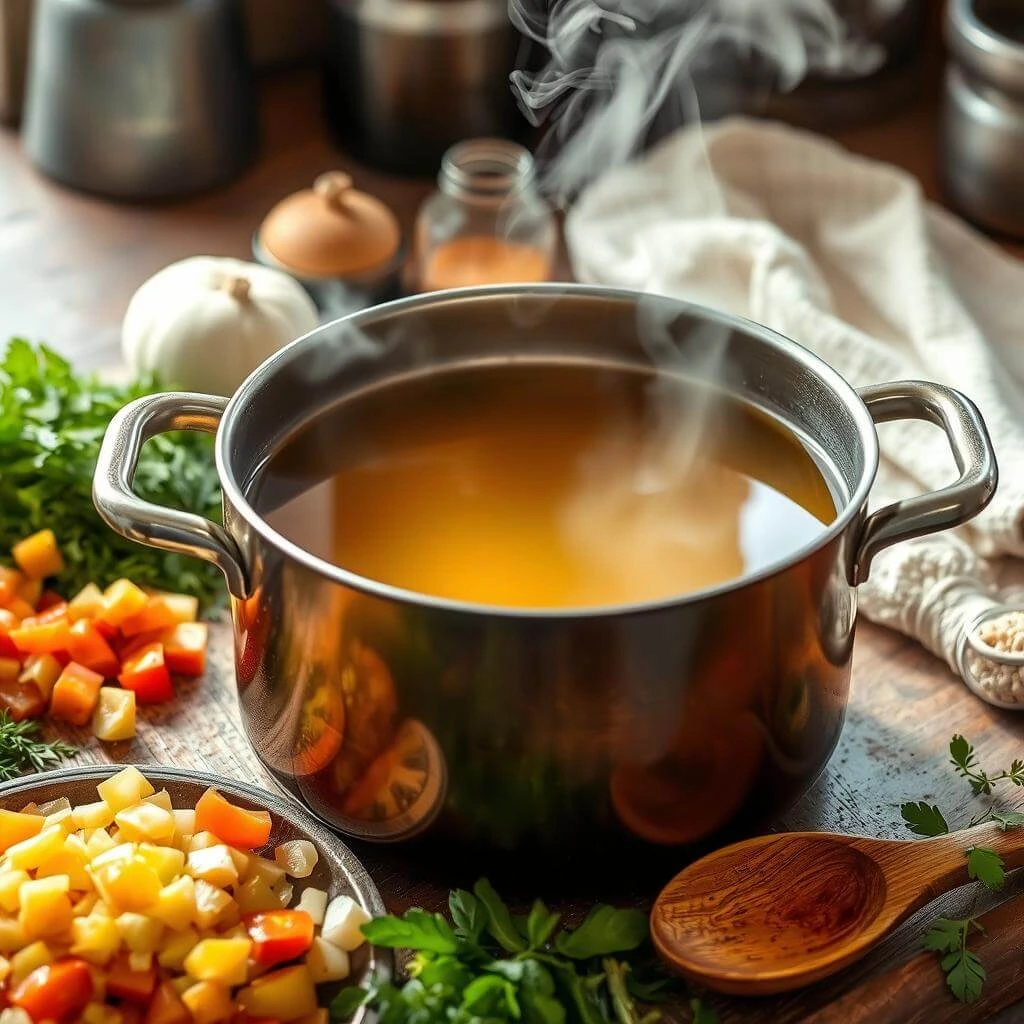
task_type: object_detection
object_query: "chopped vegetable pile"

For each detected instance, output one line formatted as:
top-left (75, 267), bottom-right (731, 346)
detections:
top-left (0, 766), bottom-right (367, 1023)
top-left (0, 530), bottom-right (208, 744)
top-left (0, 340), bottom-right (223, 608)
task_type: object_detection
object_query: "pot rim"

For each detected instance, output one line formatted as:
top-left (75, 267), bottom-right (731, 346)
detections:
top-left (217, 283), bottom-right (879, 619)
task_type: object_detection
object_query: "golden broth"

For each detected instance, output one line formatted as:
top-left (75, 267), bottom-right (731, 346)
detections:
top-left (258, 363), bottom-right (837, 608)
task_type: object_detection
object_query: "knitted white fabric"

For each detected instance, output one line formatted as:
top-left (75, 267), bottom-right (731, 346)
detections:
top-left (565, 118), bottom-right (1024, 655)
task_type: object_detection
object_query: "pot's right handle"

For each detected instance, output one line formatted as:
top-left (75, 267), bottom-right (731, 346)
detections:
top-left (92, 392), bottom-right (248, 598)
top-left (852, 380), bottom-right (998, 585)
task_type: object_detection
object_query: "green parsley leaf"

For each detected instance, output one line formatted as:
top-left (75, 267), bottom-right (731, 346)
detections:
top-left (942, 947), bottom-right (986, 1004)
top-left (900, 801), bottom-right (949, 837)
top-left (966, 847), bottom-right (1005, 890)
top-left (449, 888), bottom-right (486, 942)
top-left (555, 906), bottom-right (649, 960)
top-left (922, 918), bottom-right (965, 954)
top-left (991, 810), bottom-right (1024, 830)
top-left (329, 985), bottom-right (369, 1020)
top-left (474, 878), bottom-right (527, 953)
top-left (528, 899), bottom-right (562, 950)
top-left (361, 908), bottom-right (458, 953)
top-left (690, 998), bottom-right (720, 1024)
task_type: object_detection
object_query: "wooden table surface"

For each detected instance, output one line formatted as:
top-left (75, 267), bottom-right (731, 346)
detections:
top-left (2, 62), bottom-right (1024, 1024)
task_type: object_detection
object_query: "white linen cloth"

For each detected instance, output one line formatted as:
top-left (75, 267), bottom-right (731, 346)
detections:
top-left (565, 117), bottom-right (1024, 670)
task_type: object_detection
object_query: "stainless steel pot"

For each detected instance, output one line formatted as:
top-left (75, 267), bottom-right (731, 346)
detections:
top-left (92, 286), bottom-right (997, 854)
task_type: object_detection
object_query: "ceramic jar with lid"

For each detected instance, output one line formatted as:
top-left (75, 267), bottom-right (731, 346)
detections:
top-left (254, 171), bottom-right (405, 318)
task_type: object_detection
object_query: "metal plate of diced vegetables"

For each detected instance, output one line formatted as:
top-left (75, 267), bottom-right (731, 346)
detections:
top-left (0, 763), bottom-right (391, 1023)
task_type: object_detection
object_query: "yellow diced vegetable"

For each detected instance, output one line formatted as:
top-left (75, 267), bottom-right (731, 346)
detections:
top-left (228, 847), bottom-right (250, 878)
top-left (19, 874), bottom-right (71, 939)
top-left (193, 880), bottom-right (235, 930)
top-left (187, 845), bottom-right (239, 889)
top-left (295, 887), bottom-right (328, 926)
top-left (115, 803), bottom-right (175, 844)
top-left (0, 919), bottom-right (26, 953)
top-left (116, 911), bottom-right (164, 953)
top-left (18, 654), bottom-right (61, 700)
top-left (306, 936), bottom-right (350, 984)
top-left (242, 856), bottom-right (287, 887)
top-left (181, 980), bottom-right (233, 1024)
top-left (72, 801), bottom-right (116, 831)
top-left (184, 937), bottom-right (252, 987)
top-left (150, 875), bottom-right (195, 931)
top-left (172, 809), bottom-right (196, 835)
top-left (68, 583), bottom-right (104, 622)
top-left (188, 831), bottom-right (219, 853)
top-left (9, 940), bottom-right (52, 986)
top-left (72, 892), bottom-right (99, 917)
top-left (137, 843), bottom-right (185, 884)
top-left (144, 789), bottom-right (174, 812)
top-left (0, 955), bottom-right (9, 985)
top-left (128, 951), bottom-right (151, 972)
top-left (275, 840), bottom-right (318, 878)
top-left (238, 964), bottom-right (318, 1019)
top-left (6, 825), bottom-right (64, 871)
top-left (35, 847), bottom-right (92, 891)
top-left (82, 1003), bottom-right (122, 1024)
top-left (12, 530), bottom-right (63, 580)
top-left (0, 871), bottom-right (27, 913)
top-left (85, 828), bottom-right (118, 859)
top-left (97, 766), bottom-right (155, 812)
top-left (70, 914), bottom-right (120, 965)
top-left (157, 927), bottom-right (200, 971)
top-left (0, 811), bottom-right (44, 854)
top-left (90, 854), bottom-right (161, 912)
top-left (92, 687), bottom-right (136, 742)
top-left (235, 874), bottom-right (281, 915)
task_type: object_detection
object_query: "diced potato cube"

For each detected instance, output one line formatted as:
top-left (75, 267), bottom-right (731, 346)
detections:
top-left (115, 803), bottom-right (175, 843)
top-left (157, 927), bottom-right (200, 971)
top-left (235, 874), bottom-right (281, 915)
top-left (68, 583), bottom-right (104, 622)
top-left (275, 840), bottom-right (318, 879)
top-left (242, 856), bottom-right (287, 888)
top-left (35, 846), bottom-right (92, 891)
top-left (0, 871), bottom-right (27, 913)
top-left (73, 892), bottom-right (99, 917)
top-left (184, 938), bottom-right (252, 987)
top-left (116, 911), bottom-right (164, 953)
top-left (97, 766), bottom-right (155, 812)
top-left (7, 825), bottom-right (64, 871)
top-left (0, 811), bottom-right (44, 854)
top-left (172, 809), bottom-right (196, 836)
top-left (181, 980), bottom-right (233, 1024)
top-left (144, 789), bottom-right (174, 812)
top-left (0, 918), bottom-right (26, 953)
top-left (187, 845), bottom-right (238, 889)
top-left (70, 914), bottom-right (120, 965)
top-left (276, 881), bottom-right (294, 908)
top-left (150, 875), bottom-right (195, 932)
top-left (193, 880), bottom-right (235, 930)
top-left (72, 801), bottom-right (116, 831)
top-left (228, 847), bottom-right (249, 878)
top-left (92, 687), bottom-right (137, 742)
top-left (90, 855), bottom-right (161, 912)
top-left (321, 895), bottom-right (371, 951)
top-left (137, 843), bottom-right (185, 885)
top-left (306, 937), bottom-right (350, 984)
top-left (85, 829), bottom-right (118, 859)
top-left (295, 887), bottom-right (328, 926)
top-left (81, 1004), bottom-right (122, 1024)
top-left (17, 654), bottom-right (61, 700)
top-left (99, 579), bottom-right (149, 628)
top-left (42, 806), bottom-right (74, 833)
top-left (238, 964), bottom-right (317, 1019)
top-left (188, 831), bottom-right (219, 853)
top-left (128, 951), bottom-right (152, 973)
top-left (9, 940), bottom-right (52, 986)
top-left (19, 874), bottom-right (71, 939)
top-left (90, 841), bottom-right (136, 871)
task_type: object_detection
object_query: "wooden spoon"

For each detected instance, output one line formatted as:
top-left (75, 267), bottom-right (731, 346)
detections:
top-left (651, 819), bottom-right (1024, 996)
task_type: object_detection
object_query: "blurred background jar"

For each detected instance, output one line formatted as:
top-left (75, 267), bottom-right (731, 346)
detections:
top-left (415, 139), bottom-right (557, 292)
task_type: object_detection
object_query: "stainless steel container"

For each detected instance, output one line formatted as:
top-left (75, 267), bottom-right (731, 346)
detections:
top-left (943, 0), bottom-right (1024, 236)
top-left (23, 0), bottom-right (258, 200)
top-left (323, 0), bottom-right (527, 177)
top-left (92, 286), bottom-right (997, 855)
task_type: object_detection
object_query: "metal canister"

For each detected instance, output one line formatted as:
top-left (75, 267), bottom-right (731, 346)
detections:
top-left (943, 0), bottom-right (1024, 237)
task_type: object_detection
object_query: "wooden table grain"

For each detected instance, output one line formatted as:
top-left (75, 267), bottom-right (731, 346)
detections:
top-left (1, 66), bottom-right (1023, 1024)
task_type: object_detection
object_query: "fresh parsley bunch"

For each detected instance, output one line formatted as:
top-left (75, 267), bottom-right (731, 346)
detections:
top-left (331, 879), bottom-right (714, 1024)
top-left (0, 339), bottom-right (223, 607)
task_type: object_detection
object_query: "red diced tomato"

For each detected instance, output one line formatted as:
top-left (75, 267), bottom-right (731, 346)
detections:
top-left (37, 590), bottom-right (65, 613)
top-left (118, 643), bottom-right (173, 704)
top-left (10, 957), bottom-right (93, 1021)
top-left (243, 910), bottom-right (315, 967)
top-left (67, 619), bottom-right (120, 678)
top-left (0, 680), bottom-right (45, 721)
top-left (195, 788), bottom-right (272, 849)
top-left (161, 622), bottom-right (207, 677)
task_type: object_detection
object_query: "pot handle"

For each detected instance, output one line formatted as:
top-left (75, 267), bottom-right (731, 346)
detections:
top-left (852, 380), bottom-right (998, 584)
top-left (92, 392), bottom-right (248, 598)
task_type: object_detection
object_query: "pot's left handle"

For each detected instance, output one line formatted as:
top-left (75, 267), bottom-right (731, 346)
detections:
top-left (92, 392), bottom-right (249, 598)
top-left (852, 380), bottom-right (998, 585)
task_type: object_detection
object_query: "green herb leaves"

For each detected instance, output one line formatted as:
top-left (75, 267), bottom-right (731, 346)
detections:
top-left (965, 847), bottom-right (1005, 891)
top-left (949, 734), bottom-right (1024, 796)
top-left (0, 713), bottom-right (76, 780)
top-left (923, 917), bottom-right (987, 1004)
top-left (899, 801), bottom-right (949, 837)
top-left (0, 340), bottom-right (223, 606)
top-left (331, 879), bottom-right (711, 1024)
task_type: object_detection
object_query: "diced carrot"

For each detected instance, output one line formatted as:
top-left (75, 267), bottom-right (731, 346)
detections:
top-left (50, 662), bottom-right (104, 726)
top-left (0, 658), bottom-right (18, 682)
top-left (118, 643), bottom-right (173, 704)
top-left (120, 594), bottom-right (191, 637)
top-left (244, 910), bottom-right (314, 967)
top-left (0, 679), bottom-right (45, 721)
top-left (67, 619), bottom-right (120, 678)
top-left (10, 958), bottom-right (93, 1021)
top-left (12, 530), bottom-right (64, 580)
top-left (0, 567), bottom-right (23, 605)
top-left (106, 953), bottom-right (157, 1002)
top-left (98, 579), bottom-right (149, 628)
top-left (16, 576), bottom-right (42, 610)
top-left (25, 601), bottom-right (68, 625)
top-left (4, 597), bottom-right (36, 621)
top-left (144, 982), bottom-right (191, 1024)
top-left (195, 788), bottom-right (272, 849)
top-left (161, 622), bottom-right (208, 677)
top-left (9, 615), bottom-right (71, 655)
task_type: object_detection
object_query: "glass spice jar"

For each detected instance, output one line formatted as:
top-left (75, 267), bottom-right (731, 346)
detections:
top-left (415, 139), bottom-right (557, 292)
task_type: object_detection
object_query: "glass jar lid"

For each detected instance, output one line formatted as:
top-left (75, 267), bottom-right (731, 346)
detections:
top-left (258, 172), bottom-right (402, 278)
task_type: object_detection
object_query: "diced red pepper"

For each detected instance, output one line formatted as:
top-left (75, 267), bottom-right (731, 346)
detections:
top-left (118, 643), bottom-right (173, 704)
top-left (10, 957), bottom-right (93, 1021)
top-left (9, 615), bottom-right (71, 656)
top-left (0, 608), bottom-right (19, 658)
top-left (67, 618), bottom-right (120, 678)
top-left (37, 590), bottom-right (65, 613)
top-left (243, 910), bottom-right (315, 967)
top-left (195, 787), bottom-right (272, 849)
top-left (106, 953), bottom-right (157, 1002)
top-left (0, 679), bottom-right (45, 721)
top-left (0, 568), bottom-right (22, 606)
top-left (161, 622), bottom-right (208, 677)
top-left (50, 662), bottom-right (104, 726)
